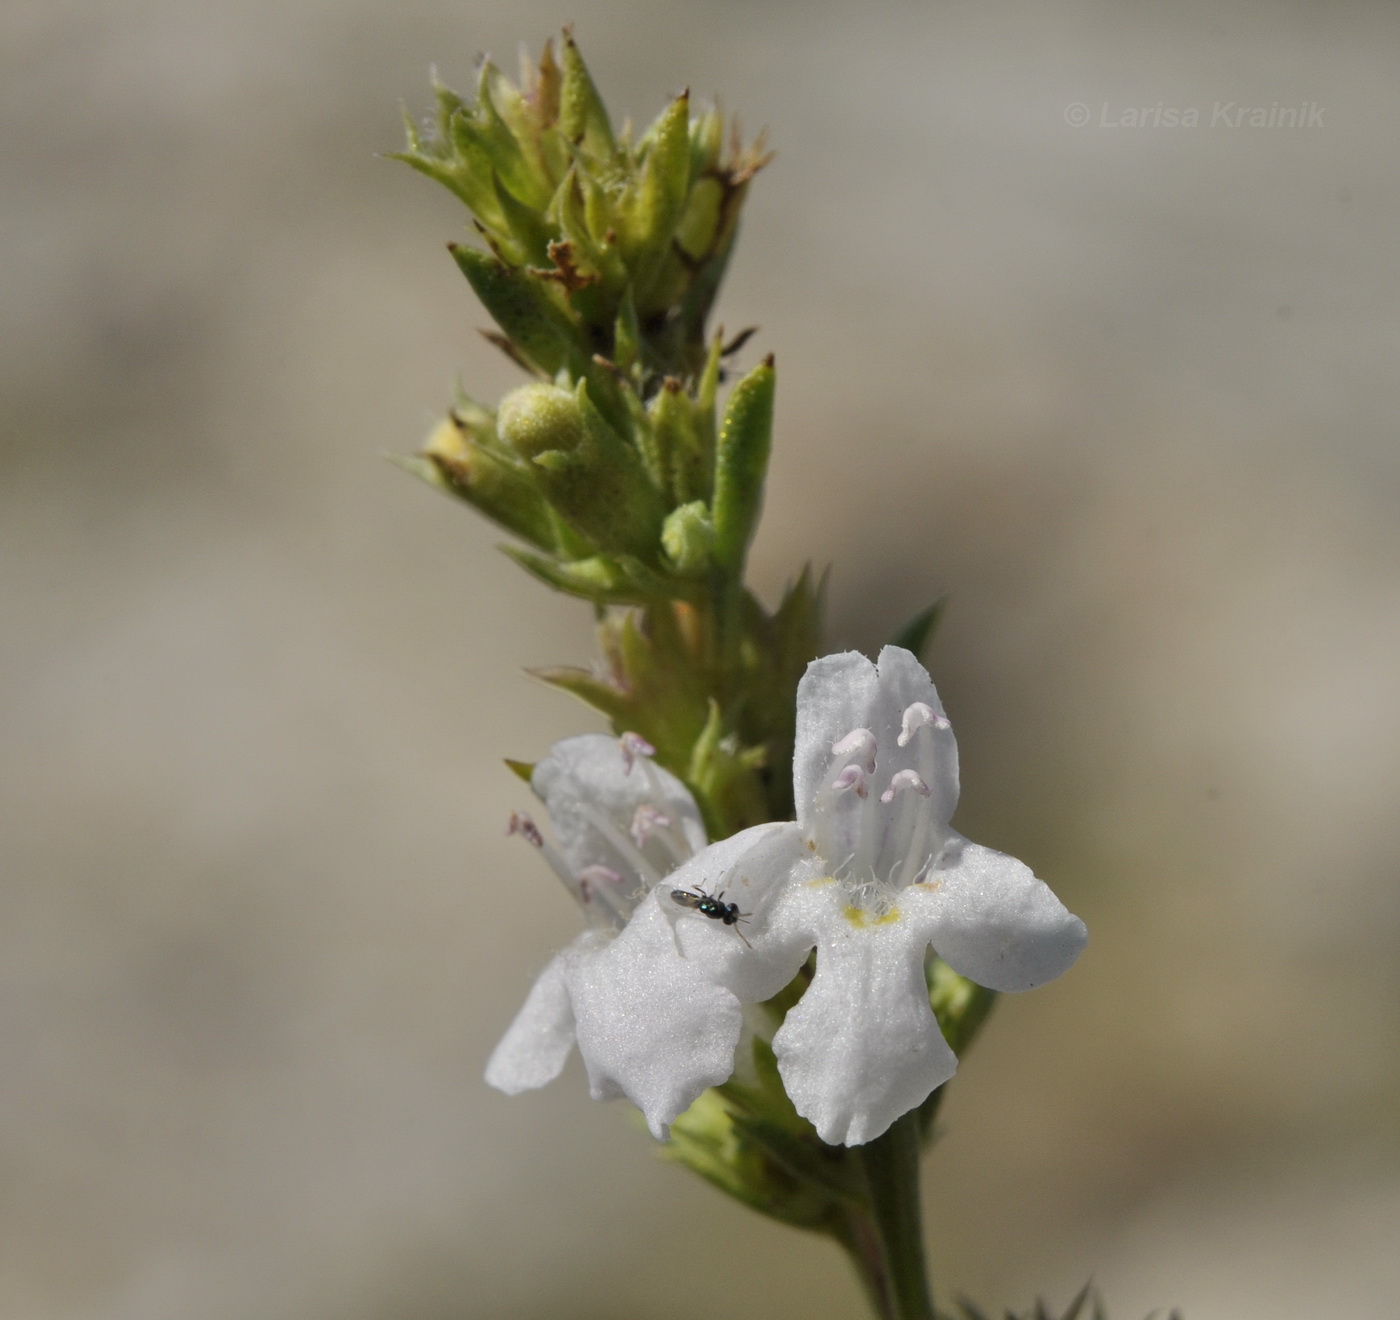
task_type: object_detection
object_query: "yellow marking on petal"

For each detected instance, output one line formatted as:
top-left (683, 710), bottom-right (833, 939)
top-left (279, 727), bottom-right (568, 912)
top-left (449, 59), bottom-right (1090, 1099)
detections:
top-left (843, 904), bottom-right (902, 928)
top-left (913, 880), bottom-right (943, 892)
top-left (806, 875), bottom-right (838, 888)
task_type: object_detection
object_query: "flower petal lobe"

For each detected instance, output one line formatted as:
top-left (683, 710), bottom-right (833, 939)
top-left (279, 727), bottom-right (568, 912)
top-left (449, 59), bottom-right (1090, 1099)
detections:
top-left (770, 886), bottom-right (956, 1146)
top-left (925, 839), bottom-right (1088, 991)
top-left (484, 952), bottom-right (577, 1094)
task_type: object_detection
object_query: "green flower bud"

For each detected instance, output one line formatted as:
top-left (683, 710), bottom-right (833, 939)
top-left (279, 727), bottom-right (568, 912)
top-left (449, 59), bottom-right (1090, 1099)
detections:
top-left (400, 415), bottom-right (560, 552)
top-left (496, 383), bottom-right (586, 460)
top-left (623, 91), bottom-right (692, 269)
top-left (661, 501), bottom-right (716, 576)
top-left (649, 374), bottom-right (711, 505)
top-left (674, 175), bottom-right (724, 262)
top-left (398, 33), bottom-right (771, 383)
top-left (496, 381), bottom-right (665, 559)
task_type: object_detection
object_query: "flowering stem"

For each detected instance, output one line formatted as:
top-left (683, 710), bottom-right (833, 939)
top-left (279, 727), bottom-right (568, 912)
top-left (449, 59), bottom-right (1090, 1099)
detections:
top-left (843, 1111), bottom-right (936, 1320)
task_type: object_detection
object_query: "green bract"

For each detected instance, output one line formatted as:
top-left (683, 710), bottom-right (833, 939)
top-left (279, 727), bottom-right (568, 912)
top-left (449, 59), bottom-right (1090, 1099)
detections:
top-left (394, 34), bottom-right (779, 620)
top-left (394, 32), bottom-right (768, 383)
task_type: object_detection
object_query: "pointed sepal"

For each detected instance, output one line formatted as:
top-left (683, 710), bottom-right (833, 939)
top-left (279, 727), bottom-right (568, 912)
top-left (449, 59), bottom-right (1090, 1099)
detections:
top-left (711, 354), bottom-right (776, 575)
top-left (558, 29), bottom-right (616, 159)
top-left (449, 243), bottom-right (582, 377)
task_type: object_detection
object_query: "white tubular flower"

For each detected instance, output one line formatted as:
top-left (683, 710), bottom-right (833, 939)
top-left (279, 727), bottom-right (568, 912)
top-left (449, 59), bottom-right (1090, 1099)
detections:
top-left (653, 646), bottom-right (1088, 1147)
top-left (485, 733), bottom-right (709, 1101)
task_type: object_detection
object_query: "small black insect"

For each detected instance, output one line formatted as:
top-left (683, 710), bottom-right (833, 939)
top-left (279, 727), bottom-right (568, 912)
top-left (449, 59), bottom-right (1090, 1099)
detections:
top-left (670, 884), bottom-right (753, 947)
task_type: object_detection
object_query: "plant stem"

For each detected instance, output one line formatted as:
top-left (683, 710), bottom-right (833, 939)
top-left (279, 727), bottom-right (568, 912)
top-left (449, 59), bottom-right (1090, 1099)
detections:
top-left (843, 1111), bottom-right (936, 1320)
top-left (836, 1210), bottom-right (897, 1320)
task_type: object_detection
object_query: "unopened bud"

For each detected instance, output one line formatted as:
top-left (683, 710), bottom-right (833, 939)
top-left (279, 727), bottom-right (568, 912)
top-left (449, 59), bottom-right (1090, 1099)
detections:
top-left (661, 501), bottom-right (716, 576)
top-left (513, 381), bottom-right (666, 560)
top-left (497, 383), bottom-right (586, 460)
top-left (417, 415), bottom-right (560, 551)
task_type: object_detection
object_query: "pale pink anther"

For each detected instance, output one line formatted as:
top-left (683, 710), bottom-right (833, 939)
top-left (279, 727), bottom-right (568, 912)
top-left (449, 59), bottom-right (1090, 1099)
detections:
top-left (897, 702), bottom-right (950, 747)
top-left (831, 764), bottom-right (869, 799)
top-left (831, 727), bottom-right (877, 772)
top-left (630, 804), bottom-right (672, 848)
top-left (507, 811), bottom-right (544, 847)
top-left (619, 731), bottom-right (657, 773)
top-left (880, 768), bottom-right (932, 803)
top-left (577, 863), bottom-right (625, 901)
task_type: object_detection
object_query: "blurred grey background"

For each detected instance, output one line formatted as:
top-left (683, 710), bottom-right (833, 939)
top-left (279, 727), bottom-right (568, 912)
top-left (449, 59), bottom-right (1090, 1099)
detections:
top-left (3, 1), bottom-right (1398, 1317)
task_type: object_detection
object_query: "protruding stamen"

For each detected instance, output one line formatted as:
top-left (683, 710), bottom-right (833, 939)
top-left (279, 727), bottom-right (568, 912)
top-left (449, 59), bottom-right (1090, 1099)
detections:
top-left (880, 769), bottom-right (932, 804)
top-left (619, 731), bottom-right (656, 773)
top-left (831, 728), bottom-right (877, 772)
top-left (576, 801), bottom-right (663, 887)
top-left (897, 702), bottom-right (950, 746)
top-left (510, 811), bottom-right (585, 898)
top-left (831, 764), bottom-right (869, 799)
top-left (630, 804), bottom-right (672, 848)
top-left (506, 811), bottom-right (543, 848)
top-left (577, 864), bottom-right (624, 902)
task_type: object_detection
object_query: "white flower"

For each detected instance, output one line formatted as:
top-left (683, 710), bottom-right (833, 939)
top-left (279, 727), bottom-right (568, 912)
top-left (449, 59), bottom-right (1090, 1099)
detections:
top-left (714, 645), bottom-right (1089, 1145)
top-left (485, 732), bottom-right (733, 1119)
top-left (486, 648), bottom-right (1087, 1149)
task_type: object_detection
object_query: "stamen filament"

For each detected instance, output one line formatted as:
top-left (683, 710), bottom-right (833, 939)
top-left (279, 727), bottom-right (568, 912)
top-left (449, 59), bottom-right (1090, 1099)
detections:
top-left (577, 864), bottom-right (632, 925)
top-left (577, 802), bottom-right (663, 887)
top-left (895, 797), bottom-right (933, 893)
top-left (508, 811), bottom-right (580, 893)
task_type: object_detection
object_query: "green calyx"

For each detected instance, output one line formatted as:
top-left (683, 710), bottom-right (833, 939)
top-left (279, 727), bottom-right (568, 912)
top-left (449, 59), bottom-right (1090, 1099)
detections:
top-left (395, 33), bottom-right (779, 618)
top-left (393, 32), bottom-right (768, 384)
top-left (403, 345), bottom-right (778, 604)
